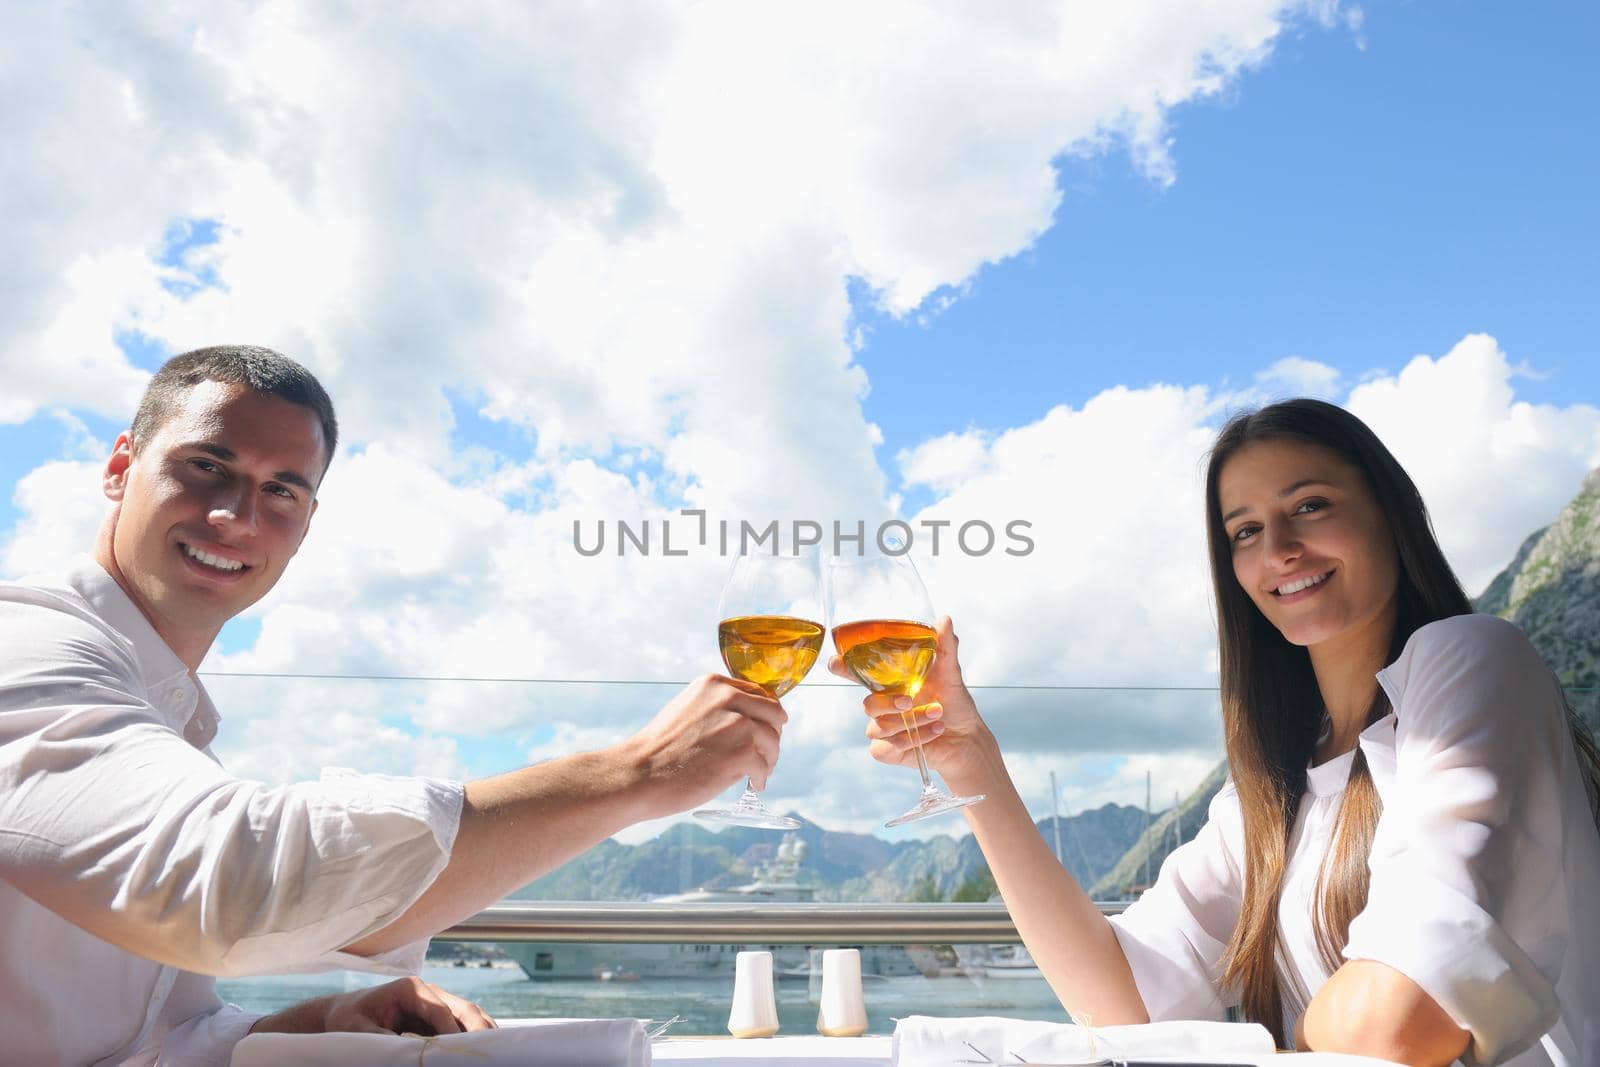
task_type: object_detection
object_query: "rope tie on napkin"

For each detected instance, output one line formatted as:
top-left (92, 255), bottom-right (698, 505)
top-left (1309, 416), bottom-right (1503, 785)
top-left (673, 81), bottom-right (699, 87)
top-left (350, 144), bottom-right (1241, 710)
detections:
top-left (401, 1033), bottom-right (494, 1065)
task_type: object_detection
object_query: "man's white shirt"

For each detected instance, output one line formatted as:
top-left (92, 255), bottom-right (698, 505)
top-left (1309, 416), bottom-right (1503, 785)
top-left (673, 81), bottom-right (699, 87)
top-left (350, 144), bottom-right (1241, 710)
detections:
top-left (0, 558), bottom-right (465, 1066)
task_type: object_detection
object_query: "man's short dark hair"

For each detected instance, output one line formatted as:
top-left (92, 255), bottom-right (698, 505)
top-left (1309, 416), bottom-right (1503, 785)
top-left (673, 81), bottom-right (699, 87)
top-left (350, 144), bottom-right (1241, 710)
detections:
top-left (130, 345), bottom-right (339, 474)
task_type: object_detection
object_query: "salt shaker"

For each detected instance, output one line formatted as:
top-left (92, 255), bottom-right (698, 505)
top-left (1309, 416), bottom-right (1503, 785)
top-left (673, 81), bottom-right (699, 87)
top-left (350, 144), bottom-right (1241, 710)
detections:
top-left (816, 948), bottom-right (868, 1037)
top-left (728, 950), bottom-right (780, 1038)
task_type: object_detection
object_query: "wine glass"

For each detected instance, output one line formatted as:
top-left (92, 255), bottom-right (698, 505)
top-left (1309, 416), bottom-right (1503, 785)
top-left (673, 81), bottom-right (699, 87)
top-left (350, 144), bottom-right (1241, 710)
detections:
top-left (826, 539), bottom-right (985, 827)
top-left (694, 547), bottom-right (823, 830)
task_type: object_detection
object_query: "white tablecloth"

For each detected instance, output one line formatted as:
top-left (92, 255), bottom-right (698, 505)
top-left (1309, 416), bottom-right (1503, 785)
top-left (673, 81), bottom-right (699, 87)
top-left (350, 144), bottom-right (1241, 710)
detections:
top-left (650, 1035), bottom-right (1400, 1065)
top-left (654, 1036), bottom-right (891, 1064)
top-left (231, 1021), bottom-right (1403, 1065)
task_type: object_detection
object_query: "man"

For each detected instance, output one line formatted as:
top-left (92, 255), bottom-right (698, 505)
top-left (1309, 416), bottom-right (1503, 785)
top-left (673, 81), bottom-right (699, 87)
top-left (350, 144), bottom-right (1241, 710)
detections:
top-left (0, 346), bottom-right (786, 1065)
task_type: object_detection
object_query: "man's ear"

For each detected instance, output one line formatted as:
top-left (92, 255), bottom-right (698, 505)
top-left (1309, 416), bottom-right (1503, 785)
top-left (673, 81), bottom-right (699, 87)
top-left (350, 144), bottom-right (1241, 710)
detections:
top-left (103, 433), bottom-right (134, 502)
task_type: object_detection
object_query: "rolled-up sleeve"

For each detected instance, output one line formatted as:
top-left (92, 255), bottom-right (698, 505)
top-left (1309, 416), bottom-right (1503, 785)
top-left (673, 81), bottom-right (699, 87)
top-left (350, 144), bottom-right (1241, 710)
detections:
top-left (0, 601), bottom-right (465, 978)
top-left (160, 1003), bottom-right (264, 1067)
top-left (1108, 782), bottom-right (1244, 1021)
top-left (1345, 616), bottom-right (1563, 1066)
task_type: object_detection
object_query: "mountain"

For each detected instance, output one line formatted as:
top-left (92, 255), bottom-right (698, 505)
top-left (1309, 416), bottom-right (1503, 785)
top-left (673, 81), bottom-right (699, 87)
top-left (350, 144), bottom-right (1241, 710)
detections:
top-left (1088, 760), bottom-right (1229, 899)
top-left (1475, 465), bottom-right (1600, 727)
top-left (510, 803), bottom-right (1149, 902)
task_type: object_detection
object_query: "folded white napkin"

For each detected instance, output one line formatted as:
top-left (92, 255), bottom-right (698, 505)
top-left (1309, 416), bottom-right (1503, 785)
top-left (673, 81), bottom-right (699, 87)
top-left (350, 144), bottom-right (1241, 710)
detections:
top-left (229, 1017), bottom-right (650, 1067)
top-left (892, 1015), bottom-right (1277, 1065)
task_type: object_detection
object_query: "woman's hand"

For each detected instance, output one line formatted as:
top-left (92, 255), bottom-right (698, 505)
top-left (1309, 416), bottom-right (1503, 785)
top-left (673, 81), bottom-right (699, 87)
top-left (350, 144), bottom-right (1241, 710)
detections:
top-left (250, 975), bottom-right (497, 1036)
top-left (828, 615), bottom-right (998, 795)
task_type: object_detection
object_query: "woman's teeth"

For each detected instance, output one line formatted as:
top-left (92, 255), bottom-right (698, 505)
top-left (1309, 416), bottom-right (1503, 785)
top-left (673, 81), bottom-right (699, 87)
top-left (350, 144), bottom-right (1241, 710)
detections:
top-left (1275, 571), bottom-right (1328, 596)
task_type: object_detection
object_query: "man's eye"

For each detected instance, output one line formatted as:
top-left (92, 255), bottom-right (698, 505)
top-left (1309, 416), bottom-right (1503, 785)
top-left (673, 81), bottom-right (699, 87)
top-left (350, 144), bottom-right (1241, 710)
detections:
top-left (266, 484), bottom-right (296, 500)
top-left (189, 459), bottom-right (219, 474)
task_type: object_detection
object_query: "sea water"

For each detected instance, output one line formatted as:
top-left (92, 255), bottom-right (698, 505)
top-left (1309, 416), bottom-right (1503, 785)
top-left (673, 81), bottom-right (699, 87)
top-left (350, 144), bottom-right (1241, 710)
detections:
top-left (219, 965), bottom-right (1069, 1036)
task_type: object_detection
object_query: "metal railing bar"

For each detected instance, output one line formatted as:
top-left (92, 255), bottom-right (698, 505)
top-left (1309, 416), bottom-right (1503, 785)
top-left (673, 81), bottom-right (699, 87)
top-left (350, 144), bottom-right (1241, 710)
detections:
top-left (438, 901), bottom-right (1129, 945)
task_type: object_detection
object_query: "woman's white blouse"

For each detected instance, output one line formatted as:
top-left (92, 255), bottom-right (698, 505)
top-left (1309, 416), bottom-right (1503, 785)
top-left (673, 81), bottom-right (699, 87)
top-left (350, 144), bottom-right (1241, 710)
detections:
top-left (1108, 615), bottom-right (1600, 1066)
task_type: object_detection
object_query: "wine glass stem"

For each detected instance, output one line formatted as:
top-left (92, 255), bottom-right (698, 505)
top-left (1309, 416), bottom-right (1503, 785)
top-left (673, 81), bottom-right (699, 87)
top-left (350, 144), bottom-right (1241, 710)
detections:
top-left (901, 711), bottom-right (934, 790)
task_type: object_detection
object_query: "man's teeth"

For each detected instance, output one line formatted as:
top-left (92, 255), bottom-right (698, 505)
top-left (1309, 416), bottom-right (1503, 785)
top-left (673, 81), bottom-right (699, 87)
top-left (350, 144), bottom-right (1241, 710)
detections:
top-left (1276, 572), bottom-right (1328, 596)
top-left (184, 544), bottom-right (244, 572)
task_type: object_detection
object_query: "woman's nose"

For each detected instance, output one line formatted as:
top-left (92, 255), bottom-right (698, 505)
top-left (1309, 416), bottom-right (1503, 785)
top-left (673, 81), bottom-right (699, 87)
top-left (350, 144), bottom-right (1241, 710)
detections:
top-left (1261, 521), bottom-right (1301, 566)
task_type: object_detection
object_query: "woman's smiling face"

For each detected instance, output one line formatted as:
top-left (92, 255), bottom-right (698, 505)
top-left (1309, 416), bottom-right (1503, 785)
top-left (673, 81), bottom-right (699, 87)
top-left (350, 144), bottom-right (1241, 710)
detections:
top-left (1218, 437), bottom-right (1400, 650)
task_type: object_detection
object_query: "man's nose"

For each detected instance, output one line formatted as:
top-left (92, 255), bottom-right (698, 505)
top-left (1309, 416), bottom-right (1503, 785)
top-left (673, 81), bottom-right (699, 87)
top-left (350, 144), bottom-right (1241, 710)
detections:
top-left (207, 488), bottom-right (257, 535)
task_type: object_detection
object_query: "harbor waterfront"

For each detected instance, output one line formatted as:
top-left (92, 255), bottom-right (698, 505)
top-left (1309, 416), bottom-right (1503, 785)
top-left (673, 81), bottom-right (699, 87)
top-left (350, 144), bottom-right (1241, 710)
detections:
top-left (217, 959), bottom-right (1069, 1036)
top-left (497, 835), bottom-right (925, 982)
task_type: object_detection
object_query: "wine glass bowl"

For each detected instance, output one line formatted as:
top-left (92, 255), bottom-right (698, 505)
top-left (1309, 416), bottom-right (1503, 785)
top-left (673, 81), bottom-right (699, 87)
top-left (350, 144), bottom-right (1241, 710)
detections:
top-left (694, 549), bottom-right (823, 830)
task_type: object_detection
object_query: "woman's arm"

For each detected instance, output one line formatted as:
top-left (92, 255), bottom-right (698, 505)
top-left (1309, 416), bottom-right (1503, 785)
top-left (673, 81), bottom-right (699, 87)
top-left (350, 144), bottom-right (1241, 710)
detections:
top-left (836, 617), bottom-right (1148, 1024)
top-left (959, 733), bottom-right (1150, 1024)
top-left (1298, 959), bottom-right (1469, 1066)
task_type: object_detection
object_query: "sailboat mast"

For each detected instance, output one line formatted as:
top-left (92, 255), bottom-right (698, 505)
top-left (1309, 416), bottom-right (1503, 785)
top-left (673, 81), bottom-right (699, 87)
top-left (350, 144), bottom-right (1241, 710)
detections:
top-left (1049, 770), bottom-right (1063, 866)
top-left (1143, 771), bottom-right (1152, 889)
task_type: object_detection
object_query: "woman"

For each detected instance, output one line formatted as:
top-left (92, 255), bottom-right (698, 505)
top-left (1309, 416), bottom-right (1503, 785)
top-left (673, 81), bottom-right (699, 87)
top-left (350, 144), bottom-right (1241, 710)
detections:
top-left (841, 400), bottom-right (1600, 1065)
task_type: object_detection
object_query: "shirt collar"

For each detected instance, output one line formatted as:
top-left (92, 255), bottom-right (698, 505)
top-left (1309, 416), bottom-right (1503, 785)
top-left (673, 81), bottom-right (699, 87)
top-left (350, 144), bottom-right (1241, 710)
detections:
top-left (66, 555), bottom-right (192, 689)
top-left (65, 556), bottom-right (220, 747)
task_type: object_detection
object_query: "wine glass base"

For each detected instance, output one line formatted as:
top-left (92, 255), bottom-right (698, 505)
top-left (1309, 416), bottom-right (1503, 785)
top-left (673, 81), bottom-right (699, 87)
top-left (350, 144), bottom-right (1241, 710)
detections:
top-left (694, 798), bottom-right (801, 830)
top-left (884, 788), bottom-right (986, 828)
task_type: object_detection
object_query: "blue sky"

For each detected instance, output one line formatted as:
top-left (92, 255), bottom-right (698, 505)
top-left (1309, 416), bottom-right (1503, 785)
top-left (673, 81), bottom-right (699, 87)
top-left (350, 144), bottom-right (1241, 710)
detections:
top-left (855, 0), bottom-right (1599, 462)
top-left (2, 1), bottom-right (1597, 833)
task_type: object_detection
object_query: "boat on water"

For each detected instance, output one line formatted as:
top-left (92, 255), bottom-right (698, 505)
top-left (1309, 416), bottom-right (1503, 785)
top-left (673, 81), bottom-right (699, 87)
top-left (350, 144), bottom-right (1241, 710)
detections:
top-left (500, 834), bottom-right (926, 981)
top-left (954, 941), bottom-right (1040, 981)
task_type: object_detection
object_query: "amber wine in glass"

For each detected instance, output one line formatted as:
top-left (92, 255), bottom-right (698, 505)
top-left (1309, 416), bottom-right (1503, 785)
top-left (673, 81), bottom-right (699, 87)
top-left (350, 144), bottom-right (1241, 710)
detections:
top-left (718, 615), bottom-right (825, 698)
top-left (827, 547), bottom-right (985, 827)
top-left (695, 549), bottom-right (823, 830)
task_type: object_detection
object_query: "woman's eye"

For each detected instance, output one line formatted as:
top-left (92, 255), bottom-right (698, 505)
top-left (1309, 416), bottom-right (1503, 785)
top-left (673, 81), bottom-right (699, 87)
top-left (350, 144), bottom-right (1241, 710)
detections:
top-left (1295, 498), bottom-right (1329, 515)
top-left (1231, 524), bottom-right (1258, 543)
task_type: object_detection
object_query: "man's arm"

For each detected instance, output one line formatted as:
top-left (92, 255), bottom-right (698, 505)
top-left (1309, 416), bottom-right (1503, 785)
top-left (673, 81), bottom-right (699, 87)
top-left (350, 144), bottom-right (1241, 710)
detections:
top-left (342, 673), bottom-right (784, 955)
top-left (0, 589), bottom-right (783, 974)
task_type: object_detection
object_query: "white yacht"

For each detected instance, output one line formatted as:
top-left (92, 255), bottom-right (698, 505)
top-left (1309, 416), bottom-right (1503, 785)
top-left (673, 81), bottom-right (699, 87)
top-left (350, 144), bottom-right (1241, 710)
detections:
top-left (953, 941), bottom-right (1041, 981)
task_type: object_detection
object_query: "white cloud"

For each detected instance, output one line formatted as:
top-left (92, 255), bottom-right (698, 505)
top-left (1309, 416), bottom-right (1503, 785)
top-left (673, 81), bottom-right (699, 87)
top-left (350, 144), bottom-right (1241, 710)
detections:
top-left (3, 0), bottom-right (1343, 483)
top-left (1, 460), bottom-right (105, 577)
top-left (1345, 334), bottom-right (1600, 595)
top-left (908, 383), bottom-right (1224, 690)
top-left (899, 431), bottom-right (993, 495)
top-left (1254, 355), bottom-right (1341, 399)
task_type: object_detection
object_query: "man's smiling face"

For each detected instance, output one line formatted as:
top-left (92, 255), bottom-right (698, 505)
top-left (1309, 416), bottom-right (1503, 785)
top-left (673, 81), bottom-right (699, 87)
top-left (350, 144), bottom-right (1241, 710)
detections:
top-left (100, 378), bottom-right (325, 665)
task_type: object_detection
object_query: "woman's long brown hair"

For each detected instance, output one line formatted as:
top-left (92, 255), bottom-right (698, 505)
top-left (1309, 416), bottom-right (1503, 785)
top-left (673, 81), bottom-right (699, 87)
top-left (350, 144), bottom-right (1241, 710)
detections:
top-left (1204, 399), bottom-right (1600, 1045)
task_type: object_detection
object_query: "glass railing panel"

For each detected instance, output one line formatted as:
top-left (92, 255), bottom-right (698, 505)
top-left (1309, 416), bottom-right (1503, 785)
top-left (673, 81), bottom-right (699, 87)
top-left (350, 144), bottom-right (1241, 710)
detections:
top-left (194, 675), bottom-right (1594, 1029)
top-left (217, 938), bottom-right (1076, 1034)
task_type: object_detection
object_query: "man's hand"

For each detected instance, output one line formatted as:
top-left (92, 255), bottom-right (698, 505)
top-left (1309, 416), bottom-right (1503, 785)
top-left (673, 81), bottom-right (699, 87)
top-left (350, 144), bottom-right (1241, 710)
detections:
top-left (341, 674), bottom-right (787, 958)
top-left (249, 976), bottom-right (496, 1036)
top-left (617, 673), bottom-right (787, 813)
